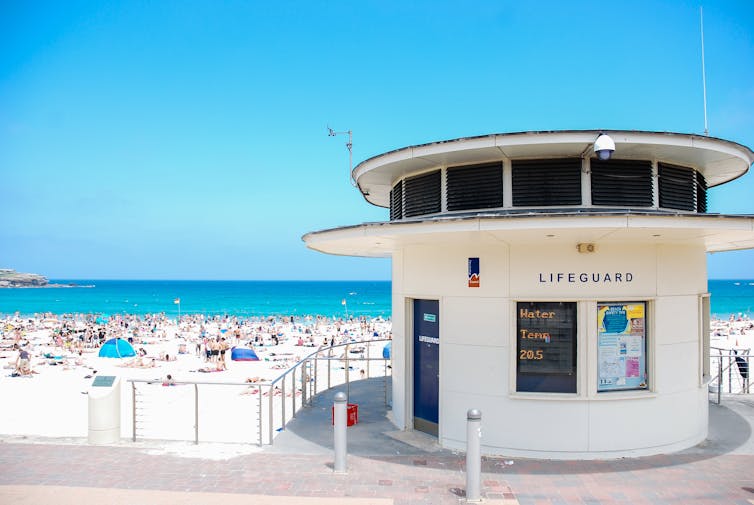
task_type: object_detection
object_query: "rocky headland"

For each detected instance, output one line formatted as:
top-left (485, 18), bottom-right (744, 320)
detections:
top-left (0, 269), bottom-right (48, 287)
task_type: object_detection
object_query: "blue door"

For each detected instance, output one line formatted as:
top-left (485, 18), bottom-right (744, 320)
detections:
top-left (413, 299), bottom-right (439, 436)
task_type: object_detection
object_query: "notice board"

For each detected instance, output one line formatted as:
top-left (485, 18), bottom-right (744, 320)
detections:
top-left (597, 302), bottom-right (647, 392)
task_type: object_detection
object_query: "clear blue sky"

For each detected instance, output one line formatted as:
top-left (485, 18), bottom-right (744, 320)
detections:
top-left (1, 1), bottom-right (753, 280)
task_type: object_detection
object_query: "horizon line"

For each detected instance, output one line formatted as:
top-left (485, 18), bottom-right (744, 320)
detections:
top-left (42, 277), bottom-right (754, 282)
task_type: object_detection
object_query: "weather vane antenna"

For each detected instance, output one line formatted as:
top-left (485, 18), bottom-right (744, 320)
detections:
top-left (327, 126), bottom-right (354, 186)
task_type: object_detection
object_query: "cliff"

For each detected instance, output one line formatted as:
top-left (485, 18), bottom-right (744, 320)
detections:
top-left (0, 269), bottom-right (49, 287)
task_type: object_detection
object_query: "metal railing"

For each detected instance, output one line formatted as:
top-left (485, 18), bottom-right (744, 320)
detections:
top-left (128, 338), bottom-right (392, 445)
top-left (709, 347), bottom-right (751, 404)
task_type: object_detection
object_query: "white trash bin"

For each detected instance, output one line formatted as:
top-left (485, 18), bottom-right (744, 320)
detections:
top-left (88, 375), bottom-right (121, 444)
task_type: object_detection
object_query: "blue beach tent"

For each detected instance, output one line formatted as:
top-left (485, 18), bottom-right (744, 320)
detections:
top-left (383, 342), bottom-right (391, 359)
top-left (231, 347), bottom-right (260, 361)
top-left (98, 337), bottom-right (136, 358)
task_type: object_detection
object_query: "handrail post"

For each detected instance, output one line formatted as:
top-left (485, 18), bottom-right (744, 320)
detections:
top-left (302, 361), bottom-right (308, 406)
top-left (292, 368), bottom-right (297, 418)
top-left (268, 384), bottom-right (273, 443)
top-left (258, 386), bottom-right (263, 446)
top-left (314, 354), bottom-right (318, 399)
top-left (328, 346), bottom-right (332, 389)
top-left (718, 352), bottom-right (723, 404)
top-left (131, 381), bottom-right (136, 442)
top-left (304, 363), bottom-right (308, 405)
top-left (728, 351), bottom-right (733, 393)
top-left (194, 384), bottom-right (199, 445)
top-left (345, 343), bottom-right (350, 400)
top-left (281, 376), bottom-right (286, 430)
top-left (366, 343), bottom-right (370, 379)
top-left (384, 358), bottom-right (388, 406)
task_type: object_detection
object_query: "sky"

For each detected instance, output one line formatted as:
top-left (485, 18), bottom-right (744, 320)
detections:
top-left (1, 1), bottom-right (753, 280)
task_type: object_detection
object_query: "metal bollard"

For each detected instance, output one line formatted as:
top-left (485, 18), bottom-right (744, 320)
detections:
top-left (466, 409), bottom-right (482, 502)
top-left (333, 391), bottom-right (348, 473)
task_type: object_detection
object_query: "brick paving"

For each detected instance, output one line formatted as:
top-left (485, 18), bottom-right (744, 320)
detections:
top-left (1, 442), bottom-right (754, 504)
top-left (1, 385), bottom-right (753, 504)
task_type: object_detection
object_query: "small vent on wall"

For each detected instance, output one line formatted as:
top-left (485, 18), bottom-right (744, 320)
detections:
top-left (591, 159), bottom-right (653, 207)
top-left (512, 159), bottom-right (582, 207)
top-left (446, 162), bottom-right (503, 211)
top-left (404, 170), bottom-right (441, 217)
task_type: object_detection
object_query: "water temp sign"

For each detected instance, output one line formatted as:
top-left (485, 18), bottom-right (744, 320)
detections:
top-left (516, 301), bottom-right (578, 393)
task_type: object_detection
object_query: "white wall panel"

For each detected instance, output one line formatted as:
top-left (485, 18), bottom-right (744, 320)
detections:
top-left (442, 342), bottom-right (508, 397)
top-left (443, 296), bottom-right (508, 347)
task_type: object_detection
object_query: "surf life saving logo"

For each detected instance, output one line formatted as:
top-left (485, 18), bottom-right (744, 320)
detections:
top-left (468, 257), bottom-right (480, 288)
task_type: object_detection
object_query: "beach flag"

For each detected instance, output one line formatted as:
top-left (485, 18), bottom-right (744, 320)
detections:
top-left (174, 298), bottom-right (180, 304)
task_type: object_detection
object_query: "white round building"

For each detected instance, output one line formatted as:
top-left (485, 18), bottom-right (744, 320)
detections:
top-left (304, 130), bottom-right (754, 459)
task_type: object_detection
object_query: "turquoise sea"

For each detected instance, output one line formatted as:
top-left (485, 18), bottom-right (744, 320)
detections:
top-left (0, 279), bottom-right (753, 319)
top-left (0, 280), bottom-right (391, 319)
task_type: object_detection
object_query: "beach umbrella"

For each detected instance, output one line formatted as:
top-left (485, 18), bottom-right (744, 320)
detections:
top-left (98, 337), bottom-right (136, 358)
top-left (231, 347), bottom-right (260, 361)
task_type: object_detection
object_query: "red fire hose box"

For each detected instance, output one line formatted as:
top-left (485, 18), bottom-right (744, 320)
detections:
top-left (331, 403), bottom-right (358, 426)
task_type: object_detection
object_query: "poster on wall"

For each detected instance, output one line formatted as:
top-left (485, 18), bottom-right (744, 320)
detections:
top-left (597, 302), bottom-right (647, 392)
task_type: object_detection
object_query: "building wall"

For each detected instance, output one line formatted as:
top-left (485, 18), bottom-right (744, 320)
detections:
top-left (391, 240), bottom-right (709, 458)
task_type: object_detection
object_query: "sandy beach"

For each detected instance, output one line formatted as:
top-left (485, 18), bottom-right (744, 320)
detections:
top-left (0, 313), bottom-right (392, 447)
top-left (2, 311), bottom-right (752, 448)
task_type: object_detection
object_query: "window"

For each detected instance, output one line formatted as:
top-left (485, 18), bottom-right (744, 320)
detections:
top-left (516, 301), bottom-right (577, 393)
top-left (597, 302), bottom-right (648, 392)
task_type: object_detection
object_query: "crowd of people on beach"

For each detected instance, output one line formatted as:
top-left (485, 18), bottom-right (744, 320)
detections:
top-left (0, 312), bottom-right (392, 380)
top-left (3, 310), bottom-right (751, 385)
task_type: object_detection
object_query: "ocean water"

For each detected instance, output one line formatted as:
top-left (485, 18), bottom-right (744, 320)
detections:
top-left (0, 280), bottom-right (391, 319)
top-left (707, 279), bottom-right (754, 319)
top-left (0, 279), bottom-right (753, 319)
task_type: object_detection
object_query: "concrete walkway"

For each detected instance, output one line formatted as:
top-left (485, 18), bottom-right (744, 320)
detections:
top-left (1, 378), bottom-right (754, 504)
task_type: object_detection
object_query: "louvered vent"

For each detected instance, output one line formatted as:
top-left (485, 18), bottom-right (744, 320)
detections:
top-left (591, 159), bottom-right (653, 207)
top-left (390, 180), bottom-right (403, 220)
top-left (658, 163), bottom-right (696, 211)
top-left (696, 171), bottom-right (707, 213)
top-left (512, 159), bottom-right (582, 207)
top-left (404, 170), bottom-right (441, 217)
top-left (446, 162), bottom-right (503, 211)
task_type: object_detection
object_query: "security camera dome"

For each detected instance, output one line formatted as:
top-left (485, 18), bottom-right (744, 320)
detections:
top-left (594, 133), bottom-right (615, 160)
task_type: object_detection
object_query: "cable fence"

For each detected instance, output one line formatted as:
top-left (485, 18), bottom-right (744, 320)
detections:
top-left (128, 338), bottom-right (392, 445)
top-left (709, 347), bottom-right (751, 404)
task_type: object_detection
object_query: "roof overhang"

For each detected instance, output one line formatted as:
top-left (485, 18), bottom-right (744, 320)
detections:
top-left (303, 212), bottom-right (754, 257)
top-left (352, 130), bottom-right (754, 208)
